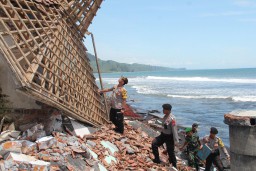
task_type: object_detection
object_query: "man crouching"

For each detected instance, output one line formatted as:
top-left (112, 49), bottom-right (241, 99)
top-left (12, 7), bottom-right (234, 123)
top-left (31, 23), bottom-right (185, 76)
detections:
top-left (151, 103), bottom-right (179, 168)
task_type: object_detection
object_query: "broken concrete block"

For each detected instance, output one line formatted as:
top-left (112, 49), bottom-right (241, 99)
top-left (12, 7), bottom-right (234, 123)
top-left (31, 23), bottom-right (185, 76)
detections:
top-left (87, 147), bottom-right (98, 160)
top-left (70, 146), bottom-right (85, 153)
top-left (104, 155), bottom-right (117, 165)
top-left (21, 123), bottom-right (46, 141)
top-left (0, 130), bottom-right (20, 143)
top-left (43, 112), bottom-right (63, 135)
top-left (70, 120), bottom-right (97, 138)
top-left (4, 152), bottom-right (50, 167)
top-left (0, 141), bottom-right (22, 156)
top-left (66, 136), bottom-right (80, 147)
top-left (123, 144), bottom-right (135, 154)
top-left (66, 155), bottom-right (91, 171)
top-left (86, 140), bottom-right (96, 148)
top-left (100, 141), bottom-right (119, 155)
top-left (36, 136), bottom-right (56, 150)
top-left (21, 140), bottom-right (37, 154)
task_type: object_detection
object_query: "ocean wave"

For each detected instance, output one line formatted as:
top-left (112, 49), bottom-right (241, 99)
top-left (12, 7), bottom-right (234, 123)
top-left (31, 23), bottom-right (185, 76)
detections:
top-left (131, 85), bottom-right (159, 94)
top-left (167, 95), bottom-right (229, 99)
top-left (146, 76), bottom-right (256, 84)
top-left (232, 96), bottom-right (256, 102)
top-left (167, 95), bottom-right (256, 102)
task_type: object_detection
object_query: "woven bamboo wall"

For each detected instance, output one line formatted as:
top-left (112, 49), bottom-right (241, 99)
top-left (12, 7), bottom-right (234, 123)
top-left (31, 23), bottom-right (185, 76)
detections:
top-left (0, 0), bottom-right (108, 126)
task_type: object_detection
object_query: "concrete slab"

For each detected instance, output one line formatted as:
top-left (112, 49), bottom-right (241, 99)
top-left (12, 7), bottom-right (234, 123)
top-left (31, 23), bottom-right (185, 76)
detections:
top-left (0, 130), bottom-right (20, 143)
top-left (100, 141), bottom-right (119, 155)
top-left (71, 120), bottom-right (97, 138)
top-left (104, 155), bottom-right (117, 165)
top-left (36, 136), bottom-right (56, 150)
top-left (5, 152), bottom-right (50, 166)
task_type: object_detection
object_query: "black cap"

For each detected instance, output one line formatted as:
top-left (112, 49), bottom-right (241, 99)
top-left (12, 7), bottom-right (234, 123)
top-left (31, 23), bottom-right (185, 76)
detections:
top-left (192, 123), bottom-right (199, 128)
top-left (210, 127), bottom-right (218, 134)
top-left (162, 104), bottom-right (172, 111)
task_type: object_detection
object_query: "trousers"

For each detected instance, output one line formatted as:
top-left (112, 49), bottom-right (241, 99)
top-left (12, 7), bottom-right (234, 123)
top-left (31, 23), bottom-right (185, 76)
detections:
top-left (152, 132), bottom-right (177, 168)
top-left (110, 108), bottom-right (124, 134)
top-left (205, 149), bottom-right (224, 171)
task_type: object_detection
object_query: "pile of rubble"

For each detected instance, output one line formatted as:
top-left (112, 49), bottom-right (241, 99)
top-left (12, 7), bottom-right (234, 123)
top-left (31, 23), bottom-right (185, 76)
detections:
top-left (0, 114), bottom-right (195, 171)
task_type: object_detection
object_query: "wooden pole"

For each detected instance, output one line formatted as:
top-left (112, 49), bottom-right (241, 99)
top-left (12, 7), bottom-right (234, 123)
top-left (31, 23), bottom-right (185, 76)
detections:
top-left (90, 33), bottom-right (109, 119)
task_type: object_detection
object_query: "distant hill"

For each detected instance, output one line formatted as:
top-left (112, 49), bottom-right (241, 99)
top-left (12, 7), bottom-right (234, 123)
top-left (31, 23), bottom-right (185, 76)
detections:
top-left (87, 53), bottom-right (185, 73)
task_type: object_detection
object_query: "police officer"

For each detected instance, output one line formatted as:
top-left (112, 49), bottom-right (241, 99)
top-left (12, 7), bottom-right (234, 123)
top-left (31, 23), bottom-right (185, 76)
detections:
top-left (151, 104), bottom-right (179, 168)
top-left (202, 127), bottom-right (230, 171)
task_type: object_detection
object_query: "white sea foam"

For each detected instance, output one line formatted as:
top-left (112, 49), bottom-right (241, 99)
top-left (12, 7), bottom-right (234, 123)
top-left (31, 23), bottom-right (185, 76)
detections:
top-left (146, 76), bottom-right (256, 84)
top-left (167, 94), bottom-right (256, 102)
top-left (131, 85), bottom-right (159, 94)
top-left (167, 94), bottom-right (230, 99)
top-left (232, 96), bottom-right (256, 102)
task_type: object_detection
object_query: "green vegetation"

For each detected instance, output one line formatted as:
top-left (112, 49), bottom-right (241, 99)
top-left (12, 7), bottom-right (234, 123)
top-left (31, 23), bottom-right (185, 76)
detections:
top-left (87, 53), bottom-right (185, 73)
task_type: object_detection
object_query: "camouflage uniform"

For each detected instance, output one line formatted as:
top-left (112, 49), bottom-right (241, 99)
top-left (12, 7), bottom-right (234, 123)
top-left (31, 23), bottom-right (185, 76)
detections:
top-left (185, 134), bottom-right (200, 170)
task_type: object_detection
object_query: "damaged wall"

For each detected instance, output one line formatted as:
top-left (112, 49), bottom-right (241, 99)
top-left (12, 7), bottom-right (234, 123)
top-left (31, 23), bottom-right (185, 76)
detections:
top-left (0, 0), bottom-right (108, 126)
top-left (0, 53), bottom-right (40, 109)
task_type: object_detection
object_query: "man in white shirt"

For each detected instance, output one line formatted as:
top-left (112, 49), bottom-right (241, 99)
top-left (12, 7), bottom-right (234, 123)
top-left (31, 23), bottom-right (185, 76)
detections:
top-left (151, 103), bottom-right (179, 168)
top-left (202, 127), bottom-right (230, 171)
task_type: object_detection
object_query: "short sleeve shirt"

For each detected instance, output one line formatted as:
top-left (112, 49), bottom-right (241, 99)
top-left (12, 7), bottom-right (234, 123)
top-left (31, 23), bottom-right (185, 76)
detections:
top-left (111, 85), bottom-right (127, 109)
top-left (203, 135), bottom-right (224, 150)
top-left (161, 113), bottom-right (176, 135)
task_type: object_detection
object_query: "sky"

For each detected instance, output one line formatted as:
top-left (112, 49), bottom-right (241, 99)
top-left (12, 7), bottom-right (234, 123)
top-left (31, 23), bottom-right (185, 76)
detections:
top-left (83, 0), bottom-right (256, 69)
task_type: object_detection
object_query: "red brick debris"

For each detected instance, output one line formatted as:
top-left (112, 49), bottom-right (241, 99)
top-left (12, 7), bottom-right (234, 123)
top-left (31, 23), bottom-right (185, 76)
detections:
top-left (123, 104), bottom-right (141, 118)
top-left (0, 120), bottom-right (194, 171)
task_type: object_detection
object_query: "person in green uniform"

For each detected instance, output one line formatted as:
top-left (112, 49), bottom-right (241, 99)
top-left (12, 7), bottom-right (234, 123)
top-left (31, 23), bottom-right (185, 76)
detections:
top-left (180, 127), bottom-right (201, 171)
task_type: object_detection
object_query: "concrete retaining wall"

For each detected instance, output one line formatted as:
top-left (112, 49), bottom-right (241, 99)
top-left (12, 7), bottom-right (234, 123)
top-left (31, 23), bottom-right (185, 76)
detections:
top-left (224, 110), bottom-right (256, 171)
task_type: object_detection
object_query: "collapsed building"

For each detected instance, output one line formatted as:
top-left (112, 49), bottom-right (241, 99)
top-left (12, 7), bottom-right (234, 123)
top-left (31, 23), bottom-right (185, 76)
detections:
top-left (0, 1), bottom-right (234, 171)
top-left (0, 0), bottom-right (108, 127)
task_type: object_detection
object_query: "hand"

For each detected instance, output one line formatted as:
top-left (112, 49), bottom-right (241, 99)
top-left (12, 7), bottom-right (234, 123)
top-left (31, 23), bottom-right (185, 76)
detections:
top-left (199, 145), bottom-right (203, 150)
top-left (227, 156), bottom-right (230, 161)
top-left (179, 147), bottom-right (183, 151)
top-left (98, 89), bottom-right (101, 93)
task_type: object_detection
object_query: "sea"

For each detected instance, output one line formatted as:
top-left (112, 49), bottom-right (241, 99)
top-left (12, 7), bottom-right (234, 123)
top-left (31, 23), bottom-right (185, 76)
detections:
top-left (95, 68), bottom-right (256, 146)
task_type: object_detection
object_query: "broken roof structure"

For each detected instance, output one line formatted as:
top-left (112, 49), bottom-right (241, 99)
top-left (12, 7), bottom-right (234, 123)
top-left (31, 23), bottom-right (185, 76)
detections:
top-left (0, 0), bottom-right (108, 126)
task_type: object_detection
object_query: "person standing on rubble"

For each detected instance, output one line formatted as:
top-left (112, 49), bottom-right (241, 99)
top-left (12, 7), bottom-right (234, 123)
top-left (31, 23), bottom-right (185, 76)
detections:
top-left (179, 127), bottom-right (201, 171)
top-left (151, 103), bottom-right (179, 168)
top-left (98, 76), bottom-right (128, 134)
top-left (202, 127), bottom-right (230, 171)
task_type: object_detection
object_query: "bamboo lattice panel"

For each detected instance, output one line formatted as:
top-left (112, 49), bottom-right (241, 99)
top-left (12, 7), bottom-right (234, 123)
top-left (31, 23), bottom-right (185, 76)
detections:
top-left (0, 0), bottom-right (108, 126)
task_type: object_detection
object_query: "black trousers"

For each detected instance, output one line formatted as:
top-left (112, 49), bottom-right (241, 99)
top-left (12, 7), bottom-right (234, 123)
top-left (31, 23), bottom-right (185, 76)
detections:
top-left (205, 149), bottom-right (224, 171)
top-left (152, 132), bottom-right (177, 168)
top-left (110, 108), bottom-right (124, 134)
